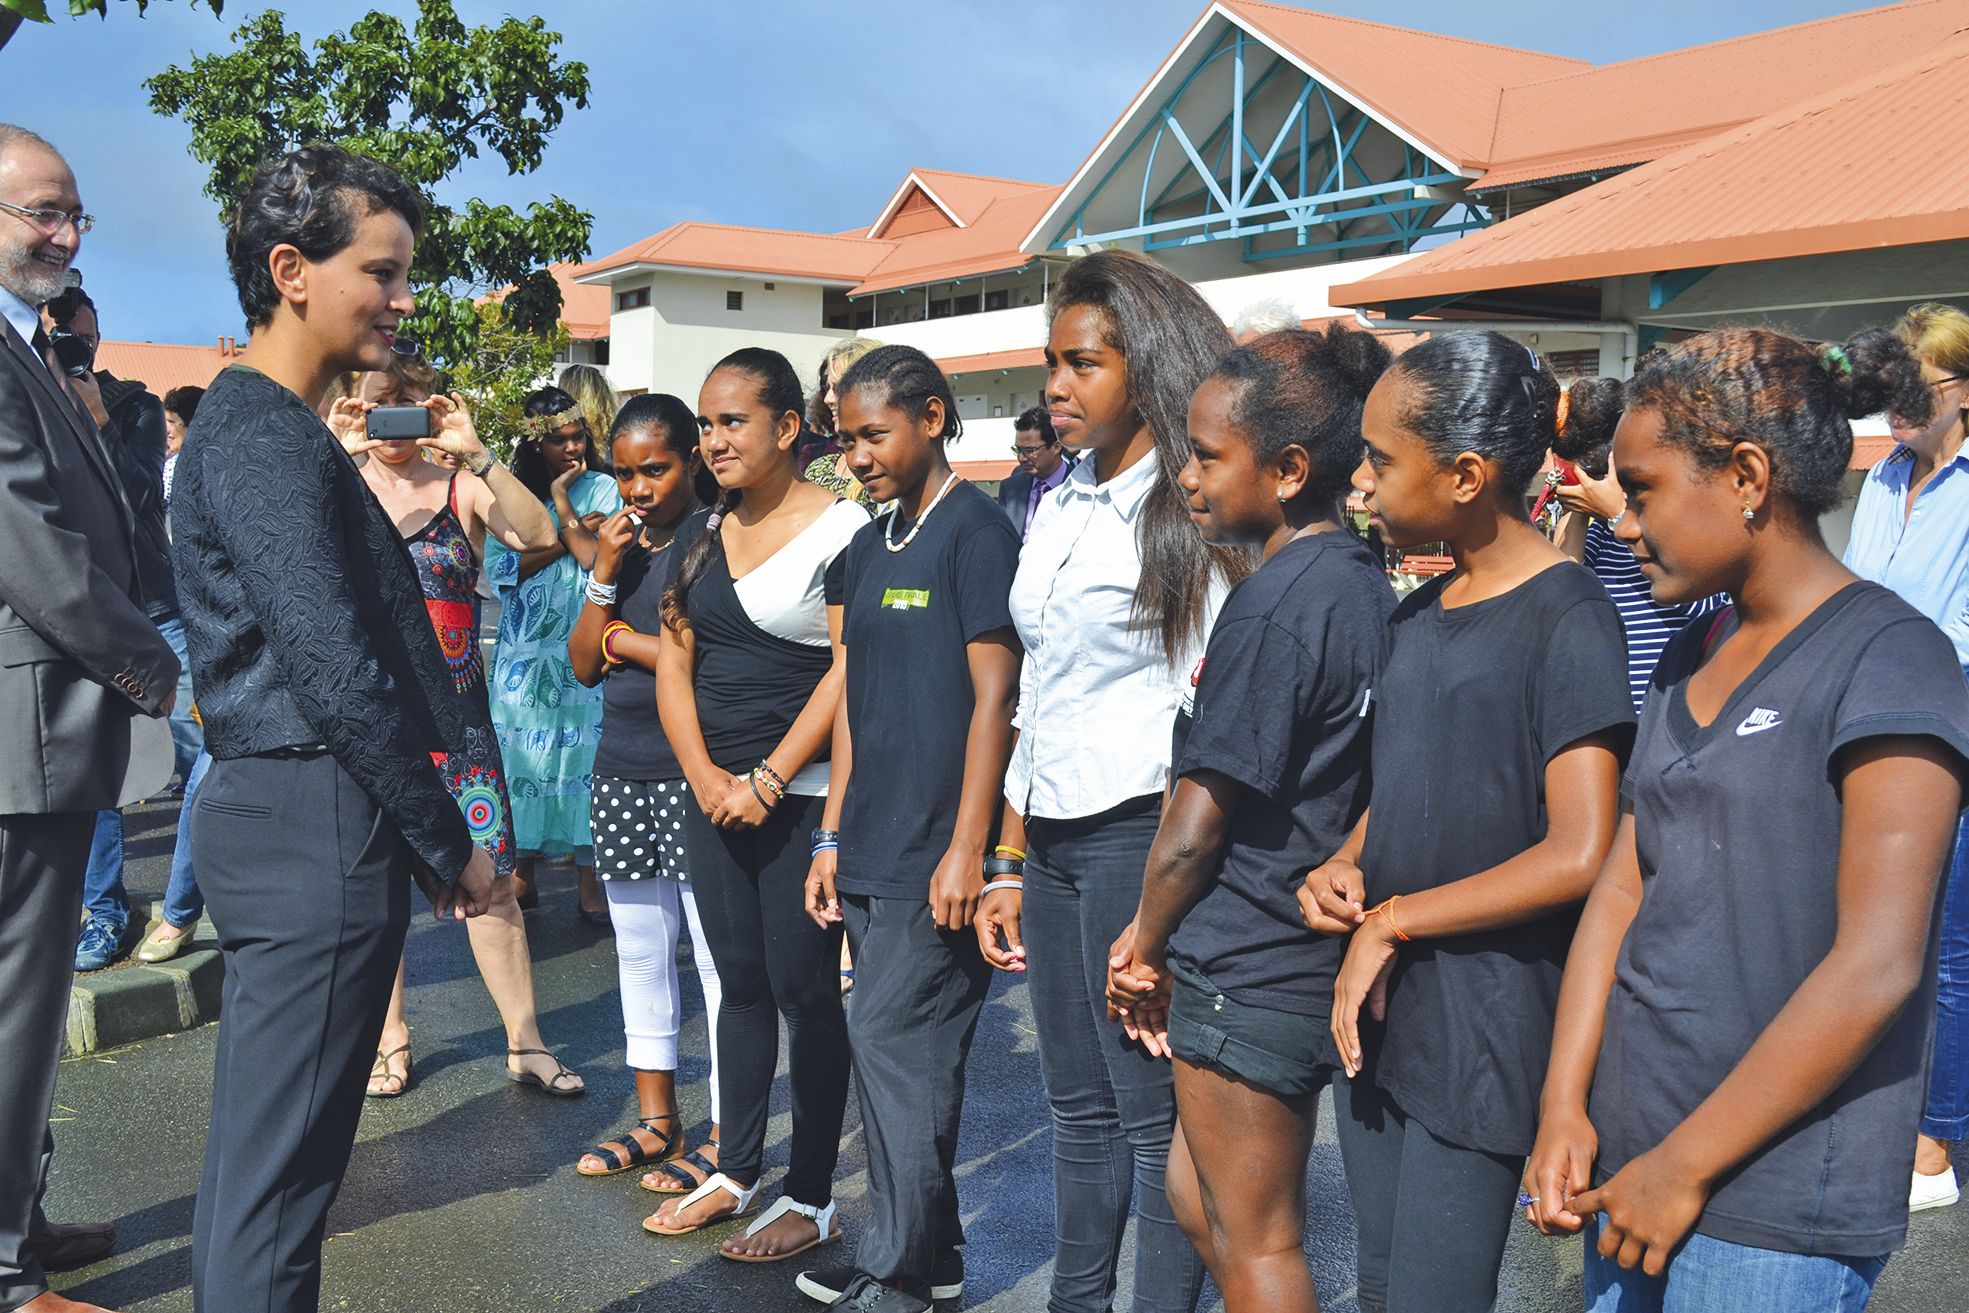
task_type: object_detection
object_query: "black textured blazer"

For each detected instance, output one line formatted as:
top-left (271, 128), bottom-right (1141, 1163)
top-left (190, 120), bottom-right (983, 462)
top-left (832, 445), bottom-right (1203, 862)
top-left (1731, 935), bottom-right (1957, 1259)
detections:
top-left (170, 365), bottom-right (473, 882)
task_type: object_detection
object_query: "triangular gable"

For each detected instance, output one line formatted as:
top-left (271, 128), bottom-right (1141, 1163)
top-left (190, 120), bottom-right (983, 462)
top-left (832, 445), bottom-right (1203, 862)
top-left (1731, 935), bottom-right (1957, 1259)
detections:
top-left (1022, 0), bottom-right (1584, 255)
top-left (868, 172), bottom-right (967, 239)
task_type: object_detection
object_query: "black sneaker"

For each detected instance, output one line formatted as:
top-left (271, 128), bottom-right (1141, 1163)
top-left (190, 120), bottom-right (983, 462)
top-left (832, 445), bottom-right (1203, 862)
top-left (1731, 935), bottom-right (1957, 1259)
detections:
top-left (796, 1265), bottom-right (863, 1304)
top-left (825, 1275), bottom-right (931, 1312)
top-left (929, 1250), bottom-right (964, 1302)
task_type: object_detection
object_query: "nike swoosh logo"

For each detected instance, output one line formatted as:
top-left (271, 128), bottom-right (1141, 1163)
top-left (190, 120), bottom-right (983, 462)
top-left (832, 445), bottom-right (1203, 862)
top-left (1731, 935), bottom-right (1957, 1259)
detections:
top-left (1735, 712), bottom-right (1783, 737)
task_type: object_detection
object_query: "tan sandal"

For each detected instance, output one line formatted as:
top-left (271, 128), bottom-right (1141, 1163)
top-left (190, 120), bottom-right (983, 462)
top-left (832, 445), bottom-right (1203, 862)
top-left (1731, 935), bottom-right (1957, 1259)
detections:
top-left (366, 1044), bottom-right (411, 1099)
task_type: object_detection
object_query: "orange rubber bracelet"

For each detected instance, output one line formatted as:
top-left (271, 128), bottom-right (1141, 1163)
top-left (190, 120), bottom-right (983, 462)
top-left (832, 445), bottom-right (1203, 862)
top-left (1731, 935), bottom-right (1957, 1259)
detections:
top-left (1372, 895), bottom-right (1412, 943)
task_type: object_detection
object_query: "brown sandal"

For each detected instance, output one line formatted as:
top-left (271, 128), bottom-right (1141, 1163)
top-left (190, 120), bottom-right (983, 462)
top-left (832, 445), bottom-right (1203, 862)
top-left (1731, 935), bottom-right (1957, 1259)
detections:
top-left (578, 1114), bottom-right (681, 1177)
top-left (366, 1044), bottom-right (411, 1099)
top-left (506, 1047), bottom-right (585, 1097)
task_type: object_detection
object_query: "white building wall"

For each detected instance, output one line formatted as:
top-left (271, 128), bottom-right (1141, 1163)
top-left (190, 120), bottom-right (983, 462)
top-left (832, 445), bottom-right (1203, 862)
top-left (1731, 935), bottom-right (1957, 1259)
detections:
top-left (603, 273), bottom-right (843, 402)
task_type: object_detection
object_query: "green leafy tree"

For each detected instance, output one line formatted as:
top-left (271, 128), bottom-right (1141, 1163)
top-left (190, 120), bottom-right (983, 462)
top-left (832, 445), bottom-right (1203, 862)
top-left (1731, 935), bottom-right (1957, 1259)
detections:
top-left (146, 0), bottom-right (591, 368)
top-left (446, 300), bottom-right (567, 462)
top-left (0, 1), bottom-right (221, 57)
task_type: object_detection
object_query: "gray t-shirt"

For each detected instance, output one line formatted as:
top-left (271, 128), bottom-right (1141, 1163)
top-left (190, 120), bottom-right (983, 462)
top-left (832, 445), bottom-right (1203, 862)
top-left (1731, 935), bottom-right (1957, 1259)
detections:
top-left (1594, 581), bottom-right (1969, 1256)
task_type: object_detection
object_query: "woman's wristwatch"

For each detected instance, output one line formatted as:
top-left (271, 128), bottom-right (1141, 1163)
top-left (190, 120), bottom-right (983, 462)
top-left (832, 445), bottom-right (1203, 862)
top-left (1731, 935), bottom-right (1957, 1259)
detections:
top-left (466, 449), bottom-right (497, 477)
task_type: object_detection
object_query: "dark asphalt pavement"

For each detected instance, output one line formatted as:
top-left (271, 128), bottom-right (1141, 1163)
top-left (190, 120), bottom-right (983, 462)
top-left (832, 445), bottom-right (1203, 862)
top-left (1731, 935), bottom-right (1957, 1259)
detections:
top-left (40, 819), bottom-right (1969, 1311)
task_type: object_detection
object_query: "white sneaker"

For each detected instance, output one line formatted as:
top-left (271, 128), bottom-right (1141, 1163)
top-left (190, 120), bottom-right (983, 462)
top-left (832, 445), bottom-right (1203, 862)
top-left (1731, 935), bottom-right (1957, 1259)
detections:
top-left (1911, 1166), bottom-right (1960, 1213)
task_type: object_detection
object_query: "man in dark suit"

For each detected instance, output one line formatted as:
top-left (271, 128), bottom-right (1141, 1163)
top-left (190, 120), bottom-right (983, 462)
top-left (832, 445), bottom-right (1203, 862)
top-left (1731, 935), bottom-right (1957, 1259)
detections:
top-left (171, 142), bottom-right (492, 1313)
top-left (995, 405), bottom-right (1078, 541)
top-left (0, 124), bottom-right (180, 1313)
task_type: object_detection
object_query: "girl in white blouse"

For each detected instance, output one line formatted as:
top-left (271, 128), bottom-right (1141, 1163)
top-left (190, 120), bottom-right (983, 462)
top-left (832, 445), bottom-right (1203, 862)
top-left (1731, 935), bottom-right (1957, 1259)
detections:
top-left (975, 251), bottom-right (1246, 1313)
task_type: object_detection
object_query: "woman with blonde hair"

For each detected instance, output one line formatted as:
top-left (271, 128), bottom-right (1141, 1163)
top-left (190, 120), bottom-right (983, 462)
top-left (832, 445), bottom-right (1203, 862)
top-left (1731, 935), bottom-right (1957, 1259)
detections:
top-left (803, 336), bottom-right (883, 501)
top-left (1845, 301), bottom-right (1969, 1213)
top-left (560, 362), bottom-right (620, 457)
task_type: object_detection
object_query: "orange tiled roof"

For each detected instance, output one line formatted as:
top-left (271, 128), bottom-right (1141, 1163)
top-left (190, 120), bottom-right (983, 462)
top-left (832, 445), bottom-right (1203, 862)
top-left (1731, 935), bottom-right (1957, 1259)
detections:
top-left (1476, 0), bottom-right (1969, 190)
top-left (853, 182), bottom-right (1062, 297)
top-left (580, 221), bottom-right (894, 284)
top-left (544, 261), bottom-right (611, 339)
top-left (94, 339), bottom-right (243, 397)
top-left (1331, 30), bottom-right (1969, 309)
top-left (939, 347), bottom-right (1046, 375)
top-left (1217, 0), bottom-right (1586, 170)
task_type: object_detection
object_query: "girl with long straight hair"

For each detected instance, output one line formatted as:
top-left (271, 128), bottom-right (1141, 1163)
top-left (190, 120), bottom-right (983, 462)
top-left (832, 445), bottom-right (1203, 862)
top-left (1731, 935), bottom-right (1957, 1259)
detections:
top-left (568, 394), bottom-right (726, 1192)
top-left (1311, 331), bottom-right (1635, 1312)
top-left (973, 249), bottom-right (1245, 1313)
top-left (1526, 327), bottom-right (1969, 1311)
top-left (647, 348), bottom-right (868, 1263)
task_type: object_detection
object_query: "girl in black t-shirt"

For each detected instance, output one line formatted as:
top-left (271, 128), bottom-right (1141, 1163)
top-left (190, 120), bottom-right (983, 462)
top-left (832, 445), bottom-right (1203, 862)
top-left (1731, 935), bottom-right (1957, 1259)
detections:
top-left (798, 345), bottom-right (1023, 1307)
top-left (647, 349), bottom-right (866, 1262)
top-left (1307, 331), bottom-right (1635, 1313)
top-left (1526, 329), bottom-right (1969, 1311)
top-left (567, 395), bottom-right (727, 1199)
top-left (1103, 325), bottom-right (1395, 1313)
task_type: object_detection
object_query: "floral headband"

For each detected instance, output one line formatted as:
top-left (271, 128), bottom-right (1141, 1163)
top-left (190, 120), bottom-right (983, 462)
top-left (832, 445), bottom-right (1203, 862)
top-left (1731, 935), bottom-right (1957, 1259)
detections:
top-left (525, 404), bottom-right (583, 436)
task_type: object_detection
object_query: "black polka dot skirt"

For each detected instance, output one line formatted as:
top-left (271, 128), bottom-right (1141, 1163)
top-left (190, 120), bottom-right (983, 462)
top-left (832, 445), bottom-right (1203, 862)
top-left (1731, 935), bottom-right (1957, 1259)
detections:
top-left (591, 775), bottom-right (689, 881)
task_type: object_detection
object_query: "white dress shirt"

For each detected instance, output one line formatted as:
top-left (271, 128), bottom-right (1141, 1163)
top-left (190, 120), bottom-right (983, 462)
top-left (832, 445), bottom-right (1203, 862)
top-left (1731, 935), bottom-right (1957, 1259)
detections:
top-left (1005, 450), bottom-right (1217, 820)
top-left (0, 285), bottom-right (45, 368)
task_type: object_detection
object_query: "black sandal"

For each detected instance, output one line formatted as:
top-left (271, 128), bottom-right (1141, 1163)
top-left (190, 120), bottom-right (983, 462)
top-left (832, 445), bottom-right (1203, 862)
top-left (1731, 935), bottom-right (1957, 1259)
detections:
top-left (641, 1139), bottom-right (721, 1194)
top-left (577, 1113), bottom-right (680, 1177)
top-left (506, 1047), bottom-right (585, 1097)
top-left (366, 1043), bottom-right (412, 1099)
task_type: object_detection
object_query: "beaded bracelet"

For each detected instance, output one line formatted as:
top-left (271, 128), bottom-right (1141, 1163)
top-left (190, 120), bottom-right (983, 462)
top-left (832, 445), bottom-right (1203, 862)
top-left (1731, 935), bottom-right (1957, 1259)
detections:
top-left (586, 578), bottom-right (619, 607)
top-left (752, 764), bottom-right (785, 800)
top-left (756, 759), bottom-right (789, 794)
top-left (981, 879), bottom-right (1025, 896)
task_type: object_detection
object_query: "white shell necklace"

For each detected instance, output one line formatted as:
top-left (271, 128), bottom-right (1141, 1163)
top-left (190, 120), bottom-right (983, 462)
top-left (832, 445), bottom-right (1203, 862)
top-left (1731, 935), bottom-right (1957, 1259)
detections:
top-left (884, 470), bottom-right (961, 553)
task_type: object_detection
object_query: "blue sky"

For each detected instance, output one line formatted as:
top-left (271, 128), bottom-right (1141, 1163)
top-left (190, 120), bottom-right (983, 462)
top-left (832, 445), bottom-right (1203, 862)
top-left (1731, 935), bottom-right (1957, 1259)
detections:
top-left (1, 0), bottom-right (1874, 344)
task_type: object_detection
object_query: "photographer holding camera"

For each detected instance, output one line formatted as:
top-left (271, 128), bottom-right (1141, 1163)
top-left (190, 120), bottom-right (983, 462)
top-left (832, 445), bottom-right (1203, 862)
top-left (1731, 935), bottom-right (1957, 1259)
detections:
top-left (43, 282), bottom-right (203, 972)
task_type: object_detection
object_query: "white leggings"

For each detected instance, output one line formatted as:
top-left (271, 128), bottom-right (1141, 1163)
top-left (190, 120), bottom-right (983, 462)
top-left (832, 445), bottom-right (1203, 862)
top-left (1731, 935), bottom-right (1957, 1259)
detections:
top-left (604, 877), bottom-right (722, 1120)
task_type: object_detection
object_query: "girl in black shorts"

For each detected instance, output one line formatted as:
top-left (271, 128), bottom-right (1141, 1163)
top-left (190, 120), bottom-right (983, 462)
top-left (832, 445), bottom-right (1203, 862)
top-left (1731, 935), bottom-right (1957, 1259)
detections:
top-left (1104, 324), bottom-right (1395, 1313)
top-left (1526, 328), bottom-right (1969, 1312)
top-left (1311, 331), bottom-right (1635, 1313)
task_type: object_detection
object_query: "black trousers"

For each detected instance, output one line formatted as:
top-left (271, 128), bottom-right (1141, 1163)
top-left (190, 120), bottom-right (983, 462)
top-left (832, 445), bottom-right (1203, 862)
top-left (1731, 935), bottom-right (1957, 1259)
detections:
top-left (683, 792), bottom-right (847, 1206)
top-left (190, 752), bottom-right (412, 1313)
top-left (843, 891), bottom-right (993, 1284)
top-left (0, 811), bottom-right (94, 1313)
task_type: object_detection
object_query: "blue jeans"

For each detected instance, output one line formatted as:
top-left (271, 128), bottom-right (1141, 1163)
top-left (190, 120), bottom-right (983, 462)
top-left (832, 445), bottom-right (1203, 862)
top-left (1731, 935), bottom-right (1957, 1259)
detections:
top-left (162, 751), bottom-right (210, 929)
top-left (1583, 1217), bottom-right (1885, 1311)
top-left (1924, 810), bottom-right (1969, 1138)
top-left (80, 611), bottom-right (203, 928)
top-left (1024, 794), bottom-right (1204, 1313)
top-left (82, 809), bottom-right (127, 926)
top-left (155, 610), bottom-right (203, 784)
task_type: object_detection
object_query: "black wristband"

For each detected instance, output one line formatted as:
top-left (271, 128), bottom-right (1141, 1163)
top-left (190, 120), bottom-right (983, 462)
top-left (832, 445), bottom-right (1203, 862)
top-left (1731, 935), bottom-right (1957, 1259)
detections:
top-left (984, 855), bottom-right (1026, 878)
top-left (811, 828), bottom-right (841, 846)
top-left (749, 775), bottom-right (778, 812)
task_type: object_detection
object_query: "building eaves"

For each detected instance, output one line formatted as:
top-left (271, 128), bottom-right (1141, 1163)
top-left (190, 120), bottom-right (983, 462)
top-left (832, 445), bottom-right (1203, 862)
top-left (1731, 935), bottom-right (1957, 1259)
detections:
top-left (578, 222), bottom-right (894, 285)
top-left (1332, 29), bottom-right (1969, 310)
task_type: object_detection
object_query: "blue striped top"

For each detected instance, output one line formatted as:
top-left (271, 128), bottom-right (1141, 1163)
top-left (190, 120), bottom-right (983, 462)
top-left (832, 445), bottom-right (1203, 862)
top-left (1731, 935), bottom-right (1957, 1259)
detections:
top-left (1584, 520), bottom-right (1724, 710)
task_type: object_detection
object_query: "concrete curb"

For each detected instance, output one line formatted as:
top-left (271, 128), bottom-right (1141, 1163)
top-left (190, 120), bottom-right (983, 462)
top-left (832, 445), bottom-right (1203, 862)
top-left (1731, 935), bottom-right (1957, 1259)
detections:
top-left (66, 902), bottom-right (223, 1056)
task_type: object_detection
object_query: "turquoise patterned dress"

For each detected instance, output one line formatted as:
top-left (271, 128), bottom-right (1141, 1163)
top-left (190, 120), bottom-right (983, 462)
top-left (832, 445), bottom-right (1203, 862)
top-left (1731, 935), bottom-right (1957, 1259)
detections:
top-left (484, 471), bottom-right (622, 858)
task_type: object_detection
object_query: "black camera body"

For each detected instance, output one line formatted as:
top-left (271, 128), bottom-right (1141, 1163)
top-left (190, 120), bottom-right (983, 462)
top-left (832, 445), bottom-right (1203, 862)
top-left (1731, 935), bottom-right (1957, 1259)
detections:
top-left (365, 405), bottom-right (432, 440)
top-left (46, 325), bottom-right (95, 379)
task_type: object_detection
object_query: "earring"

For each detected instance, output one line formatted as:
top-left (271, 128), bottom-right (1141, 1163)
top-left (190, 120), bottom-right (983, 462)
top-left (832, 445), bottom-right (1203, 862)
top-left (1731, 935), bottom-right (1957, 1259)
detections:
top-left (1277, 490), bottom-right (1289, 503)
top-left (1742, 505), bottom-right (1755, 521)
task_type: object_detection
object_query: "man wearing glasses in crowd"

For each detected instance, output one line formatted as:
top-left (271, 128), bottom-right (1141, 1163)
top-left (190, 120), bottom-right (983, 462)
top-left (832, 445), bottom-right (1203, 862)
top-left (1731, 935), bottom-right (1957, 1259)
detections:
top-left (0, 122), bottom-right (179, 1313)
top-left (996, 405), bottom-right (1077, 541)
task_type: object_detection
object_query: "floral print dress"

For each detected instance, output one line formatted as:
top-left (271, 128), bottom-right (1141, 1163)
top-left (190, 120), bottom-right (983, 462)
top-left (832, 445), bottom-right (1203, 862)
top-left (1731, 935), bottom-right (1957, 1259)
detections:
top-left (483, 470), bottom-right (622, 858)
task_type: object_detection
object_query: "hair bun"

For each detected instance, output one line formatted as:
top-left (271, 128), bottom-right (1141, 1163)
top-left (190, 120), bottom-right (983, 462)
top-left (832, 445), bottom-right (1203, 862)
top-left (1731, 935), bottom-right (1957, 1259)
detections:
top-left (1838, 326), bottom-right (1929, 423)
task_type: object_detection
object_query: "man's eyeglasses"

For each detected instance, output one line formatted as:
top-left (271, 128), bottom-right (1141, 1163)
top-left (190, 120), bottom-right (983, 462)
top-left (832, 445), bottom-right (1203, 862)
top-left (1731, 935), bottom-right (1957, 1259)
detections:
top-left (0, 200), bottom-right (95, 235)
top-left (1011, 444), bottom-right (1047, 458)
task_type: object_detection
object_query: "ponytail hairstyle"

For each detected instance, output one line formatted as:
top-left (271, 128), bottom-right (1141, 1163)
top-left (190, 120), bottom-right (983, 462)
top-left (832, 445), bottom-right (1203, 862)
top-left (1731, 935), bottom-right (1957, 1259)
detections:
top-left (1549, 376), bottom-right (1628, 478)
top-left (1626, 326), bottom-right (1930, 518)
top-left (1209, 322), bottom-right (1393, 505)
top-left (1050, 250), bottom-right (1250, 664)
top-left (1385, 329), bottom-right (1566, 498)
top-left (833, 343), bottom-right (963, 447)
top-left (510, 385), bottom-right (603, 502)
top-left (662, 347), bottom-right (807, 632)
top-left (610, 392), bottom-right (717, 505)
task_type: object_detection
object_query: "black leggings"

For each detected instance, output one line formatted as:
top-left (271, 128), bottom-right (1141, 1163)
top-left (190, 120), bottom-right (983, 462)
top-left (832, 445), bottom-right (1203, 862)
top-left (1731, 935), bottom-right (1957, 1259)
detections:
top-left (682, 791), bottom-right (847, 1207)
top-left (1332, 1072), bottom-right (1524, 1313)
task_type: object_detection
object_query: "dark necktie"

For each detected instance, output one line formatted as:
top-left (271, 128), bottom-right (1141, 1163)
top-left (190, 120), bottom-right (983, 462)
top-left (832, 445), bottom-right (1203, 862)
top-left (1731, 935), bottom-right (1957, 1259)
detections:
top-left (30, 322), bottom-right (52, 373)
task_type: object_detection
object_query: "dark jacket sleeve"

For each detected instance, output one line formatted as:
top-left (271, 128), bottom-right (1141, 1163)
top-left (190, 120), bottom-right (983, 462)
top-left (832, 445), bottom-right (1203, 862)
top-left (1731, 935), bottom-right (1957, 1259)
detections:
top-left (203, 412), bottom-right (473, 881)
top-left (100, 384), bottom-right (167, 524)
top-left (0, 356), bottom-right (177, 712)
